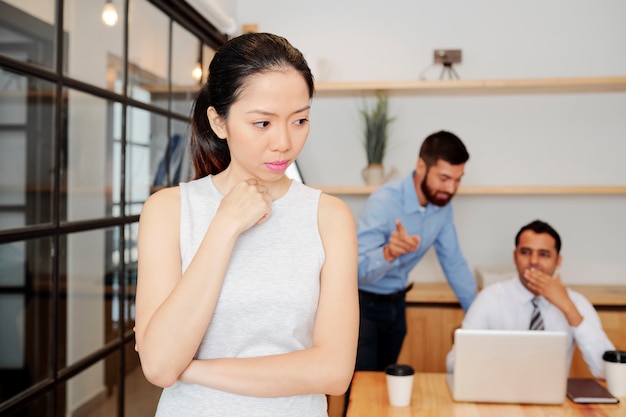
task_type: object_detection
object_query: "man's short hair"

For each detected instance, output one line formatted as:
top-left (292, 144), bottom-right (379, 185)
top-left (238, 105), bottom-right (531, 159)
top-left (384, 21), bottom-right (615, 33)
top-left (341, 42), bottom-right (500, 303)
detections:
top-left (419, 130), bottom-right (470, 168)
top-left (515, 220), bottom-right (562, 254)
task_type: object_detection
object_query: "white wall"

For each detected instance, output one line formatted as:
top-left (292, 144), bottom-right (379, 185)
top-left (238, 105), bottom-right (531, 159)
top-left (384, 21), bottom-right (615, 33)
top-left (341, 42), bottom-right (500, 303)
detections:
top-left (233, 0), bottom-right (626, 81)
top-left (231, 0), bottom-right (626, 285)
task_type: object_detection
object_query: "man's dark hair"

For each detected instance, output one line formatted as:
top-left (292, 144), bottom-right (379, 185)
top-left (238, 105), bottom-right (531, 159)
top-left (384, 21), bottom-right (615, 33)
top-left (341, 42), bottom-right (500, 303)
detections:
top-left (515, 220), bottom-right (562, 254)
top-left (418, 130), bottom-right (469, 168)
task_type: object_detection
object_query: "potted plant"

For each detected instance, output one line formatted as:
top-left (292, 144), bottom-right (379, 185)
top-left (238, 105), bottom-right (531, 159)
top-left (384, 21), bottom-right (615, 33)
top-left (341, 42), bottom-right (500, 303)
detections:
top-left (360, 94), bottom-right (396, 185)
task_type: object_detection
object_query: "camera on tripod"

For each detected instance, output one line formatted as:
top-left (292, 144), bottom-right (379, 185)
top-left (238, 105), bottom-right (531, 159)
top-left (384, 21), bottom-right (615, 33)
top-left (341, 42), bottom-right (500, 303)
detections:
top-left (433, 49), bottom-right (462, 79)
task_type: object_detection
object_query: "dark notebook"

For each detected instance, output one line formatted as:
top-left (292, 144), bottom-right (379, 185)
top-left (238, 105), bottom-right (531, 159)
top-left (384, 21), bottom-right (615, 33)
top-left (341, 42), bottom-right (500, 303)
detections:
top-left (566, 378), bottom-right (620, 404)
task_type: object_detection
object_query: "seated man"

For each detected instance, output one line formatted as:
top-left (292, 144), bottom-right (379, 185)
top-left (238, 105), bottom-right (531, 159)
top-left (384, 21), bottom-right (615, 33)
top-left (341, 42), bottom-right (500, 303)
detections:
top-left (446, 220), bottom-right (614, 378)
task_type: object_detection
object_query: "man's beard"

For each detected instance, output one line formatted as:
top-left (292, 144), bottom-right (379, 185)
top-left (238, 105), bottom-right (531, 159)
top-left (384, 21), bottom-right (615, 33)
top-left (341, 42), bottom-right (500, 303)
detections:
top-left (420, 170), bottom-right (454, 207)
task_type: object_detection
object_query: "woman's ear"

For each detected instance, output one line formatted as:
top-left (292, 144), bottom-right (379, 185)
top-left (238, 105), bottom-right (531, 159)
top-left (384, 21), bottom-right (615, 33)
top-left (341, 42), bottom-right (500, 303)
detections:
top-left (207, 107), bottom-right (227, 139)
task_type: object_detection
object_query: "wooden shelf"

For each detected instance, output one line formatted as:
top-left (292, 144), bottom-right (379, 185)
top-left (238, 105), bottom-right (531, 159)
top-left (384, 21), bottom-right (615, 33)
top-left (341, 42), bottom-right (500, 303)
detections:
top-left (314, 76), bottom-right (626, 96)
top-left (312, 185), bottom-right (626, 196)
top-left (142, 77), bottom-right (626, 97)
top-left (311, 185), bottom-right (379, 195)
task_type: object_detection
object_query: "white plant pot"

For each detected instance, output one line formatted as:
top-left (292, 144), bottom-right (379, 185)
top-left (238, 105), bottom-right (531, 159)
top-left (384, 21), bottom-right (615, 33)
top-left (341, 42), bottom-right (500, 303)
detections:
top-left (362, 164), bottom-right (396, 185)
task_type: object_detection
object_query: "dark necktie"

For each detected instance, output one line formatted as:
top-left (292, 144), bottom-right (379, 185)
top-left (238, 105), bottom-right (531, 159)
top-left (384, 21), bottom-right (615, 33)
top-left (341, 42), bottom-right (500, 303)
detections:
top-left (529, 296), bottom-right (545, 331)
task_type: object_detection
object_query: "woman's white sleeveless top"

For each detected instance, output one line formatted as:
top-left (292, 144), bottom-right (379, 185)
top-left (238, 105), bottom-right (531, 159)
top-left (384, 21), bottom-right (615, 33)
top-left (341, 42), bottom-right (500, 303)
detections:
top-left (154, 176), bottom-right (327, 416)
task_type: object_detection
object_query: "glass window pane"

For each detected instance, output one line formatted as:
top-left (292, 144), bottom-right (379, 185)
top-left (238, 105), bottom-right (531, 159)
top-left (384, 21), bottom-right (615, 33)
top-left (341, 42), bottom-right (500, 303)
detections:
top-left (64, 0), bottom-right (125, 93)
top-left (170, 22), bottom-right (202, 115)
top-left (126, 107), bottom-right (168, 214)
top-left (0, 237), bottom-right (53, 404)
top-left (4, 392), bottom-right (51, 417)
top-left (63, 89), bottom-right (122, 222)
top-left (172, 22), bottom-right (199, 88)
top-left (104, 224), bottom-right (139, 337)
top-left (124, 223), bottom-right (138, 328)
top-left (128, 0), bottom-right (170, 110)
top-left (0, 1), bottom-right (56, 71)
top-left (112, 102), bottom-right (123, 218)
top-left (0, 69), bottom-right (55, 230)
top-left (58, 351), bottom-right (120, 417)
top-left (60, 228), bottom-right (120, 369)
top-left (57, 344), bottom-right (161, 417)
top-left (170, 90), bottom-right (199, 126)
top-left (202, 44), bottom-right (216, 86)
top-left (171, 119), bottom-right (193, 185)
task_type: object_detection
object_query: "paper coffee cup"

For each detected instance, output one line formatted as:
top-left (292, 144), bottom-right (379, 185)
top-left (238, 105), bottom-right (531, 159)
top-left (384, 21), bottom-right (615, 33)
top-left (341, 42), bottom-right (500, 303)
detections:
top-left (603, 350), bottom-right (626, 397)
top-left (385, 364), bottom-right (414, 407)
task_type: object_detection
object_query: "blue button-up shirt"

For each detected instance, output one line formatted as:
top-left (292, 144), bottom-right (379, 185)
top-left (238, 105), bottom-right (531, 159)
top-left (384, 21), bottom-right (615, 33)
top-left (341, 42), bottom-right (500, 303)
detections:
top-left (357, 171), bottom-right (477, 311)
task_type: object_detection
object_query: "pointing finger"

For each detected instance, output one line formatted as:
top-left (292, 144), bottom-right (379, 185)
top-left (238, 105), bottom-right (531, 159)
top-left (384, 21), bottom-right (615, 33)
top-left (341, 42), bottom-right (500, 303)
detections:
top-left (411, 236), bottom-right (420, 251)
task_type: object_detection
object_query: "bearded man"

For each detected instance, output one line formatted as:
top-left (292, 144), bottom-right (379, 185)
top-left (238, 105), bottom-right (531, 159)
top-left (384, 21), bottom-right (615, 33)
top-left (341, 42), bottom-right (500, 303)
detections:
top-left (355, 130), bottom-right (477, 371)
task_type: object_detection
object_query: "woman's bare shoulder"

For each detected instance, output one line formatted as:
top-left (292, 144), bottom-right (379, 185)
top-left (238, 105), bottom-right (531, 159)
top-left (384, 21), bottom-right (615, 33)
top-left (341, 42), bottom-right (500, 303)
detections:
top-left (141, 186), bottom-right (181, 221)
top-left (317, 192), bottom-right (355, 232)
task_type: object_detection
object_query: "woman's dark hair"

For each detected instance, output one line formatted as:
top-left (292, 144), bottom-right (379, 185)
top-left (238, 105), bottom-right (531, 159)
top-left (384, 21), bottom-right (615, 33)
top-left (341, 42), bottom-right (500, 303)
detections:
top-left (419, 130), bottom-right (470, 168)
top-left (190, 33), bottom-right (315, 179)
top-left (515, 220), bottom-right (562, 254)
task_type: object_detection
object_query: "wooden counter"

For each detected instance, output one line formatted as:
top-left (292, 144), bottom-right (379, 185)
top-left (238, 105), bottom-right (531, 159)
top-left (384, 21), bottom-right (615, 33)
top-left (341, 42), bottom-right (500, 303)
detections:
top-left (404, 281), bottom-right (626, 306)
top-left (346, 371), bottom-right (624, 417)
top-left (404, 282), bottom-right (460, 304)
top-left (397, 282), bottom-right (626, 377)
top-left (569, 284), bottom-right (626, 307)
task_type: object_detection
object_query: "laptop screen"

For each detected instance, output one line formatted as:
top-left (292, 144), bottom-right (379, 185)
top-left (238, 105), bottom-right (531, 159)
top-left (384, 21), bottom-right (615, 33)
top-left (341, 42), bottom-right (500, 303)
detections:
top-left (449, 329), bottom-right (569, 404)
top-left (286, 160), bottom-right (305, 184)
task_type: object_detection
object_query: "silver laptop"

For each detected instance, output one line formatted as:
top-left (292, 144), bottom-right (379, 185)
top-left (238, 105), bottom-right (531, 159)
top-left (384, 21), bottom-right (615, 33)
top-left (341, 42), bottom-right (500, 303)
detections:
top-left (447, 329), bottom-right (569, 404)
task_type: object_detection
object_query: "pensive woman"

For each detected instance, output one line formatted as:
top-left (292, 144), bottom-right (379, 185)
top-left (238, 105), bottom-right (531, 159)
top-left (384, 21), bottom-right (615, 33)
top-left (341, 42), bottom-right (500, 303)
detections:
top-left (134, 32), bottom-right (359, 416)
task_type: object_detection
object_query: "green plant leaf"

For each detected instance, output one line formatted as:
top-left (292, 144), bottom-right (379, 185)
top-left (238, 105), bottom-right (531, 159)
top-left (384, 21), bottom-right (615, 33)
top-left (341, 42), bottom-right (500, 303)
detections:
top-left (361, 94), bottom-right (395, 165)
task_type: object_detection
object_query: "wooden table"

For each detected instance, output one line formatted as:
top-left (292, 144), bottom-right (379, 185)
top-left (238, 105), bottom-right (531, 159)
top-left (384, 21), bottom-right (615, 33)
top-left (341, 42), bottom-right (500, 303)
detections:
top-left (346, 371), bottom-right (623, 416)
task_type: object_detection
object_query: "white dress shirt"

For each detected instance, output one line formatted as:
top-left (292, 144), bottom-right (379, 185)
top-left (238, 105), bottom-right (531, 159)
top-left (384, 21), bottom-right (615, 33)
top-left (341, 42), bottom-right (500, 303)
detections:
top-left (446, 277), bottom-right (615, 378)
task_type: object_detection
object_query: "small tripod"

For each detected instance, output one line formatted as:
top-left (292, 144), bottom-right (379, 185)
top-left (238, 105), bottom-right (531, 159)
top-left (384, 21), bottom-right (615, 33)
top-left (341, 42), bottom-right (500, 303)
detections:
top-left (439, 63), bottom-right (460, 80)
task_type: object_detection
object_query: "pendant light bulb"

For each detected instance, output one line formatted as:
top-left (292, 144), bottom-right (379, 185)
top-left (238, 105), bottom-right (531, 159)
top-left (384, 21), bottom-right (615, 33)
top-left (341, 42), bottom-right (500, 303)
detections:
top-left (192, 62), bottom-right (203, 81)
top-left (102, 0), bottom-right (119, 27)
